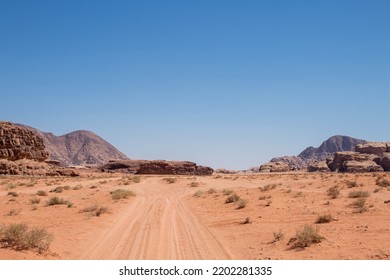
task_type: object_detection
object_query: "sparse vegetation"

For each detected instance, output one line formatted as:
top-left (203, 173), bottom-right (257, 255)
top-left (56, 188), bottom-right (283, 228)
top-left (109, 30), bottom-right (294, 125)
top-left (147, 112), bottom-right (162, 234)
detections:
top-left (242, 217), bottom-right (252, 224)
top-left (7, 191), bottom-right (18, 197)
top-left (225, 193), bottom-right (240, 204)
top-left (376, 179), bottom-right (390, 187)
top-left (222, 189), bottom-right (234, 196)
top-left (193, 190), bottom-right (204, 197)
top-left (273, 230), bottom-right (284, 242)
top-left (348, 190), bottom-right (370, 198)
top-left (45, 196), bottom-right (71, 206)
top-left (315, 214), bottom-right (333, 224)
top-left (259, 184), bottom-right (277, 192)
top-left (236, 199), bottom-right (247, 209)
top-left (288, 224), bottom-right (324, 249)
top-left (350, 198), bottom-right (368, 213)
top-left (30, 197), bottom-right (41, 204)
top-left (111, 189), bottom-right (136, 200)
top-left (0, 223), bottom-right (52, 252)
top-left (36, 190), bottom-right (47, 196)
top-left (163, 177), bottom-right (177, 184)
top-left (207, 188), bottom-right (217, 194)
top-left (80, 205), bottom-right (109, 217)
top-left (345, 180), bottom-right (358, 188)
top-left (327, 186), bottom-right (340, 199)
top-left (189, 182), bottom-right (199, 188)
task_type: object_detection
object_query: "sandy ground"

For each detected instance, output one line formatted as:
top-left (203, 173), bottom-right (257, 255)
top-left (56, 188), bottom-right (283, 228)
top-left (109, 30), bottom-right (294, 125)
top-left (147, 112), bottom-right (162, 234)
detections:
top-left (0, 172), bottom-right (389, 260)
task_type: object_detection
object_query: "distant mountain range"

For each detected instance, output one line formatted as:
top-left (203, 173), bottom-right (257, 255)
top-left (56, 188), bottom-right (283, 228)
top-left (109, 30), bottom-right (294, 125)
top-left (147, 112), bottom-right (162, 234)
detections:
top-left (269, 135), bottom-right (367, 170)
top-left (16, 124), bottom-right (128, 166)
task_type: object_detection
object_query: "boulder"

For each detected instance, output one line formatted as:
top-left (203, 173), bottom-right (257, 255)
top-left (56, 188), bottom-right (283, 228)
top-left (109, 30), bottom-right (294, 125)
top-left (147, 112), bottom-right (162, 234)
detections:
top-left (259, 161), bottom-right (291, 173)
top-left (380, 153), bottom-right (390, 171)
top-left (343, 160), bottom-right (384, 173)
top-left (328, 152), bottom-right (380, 172)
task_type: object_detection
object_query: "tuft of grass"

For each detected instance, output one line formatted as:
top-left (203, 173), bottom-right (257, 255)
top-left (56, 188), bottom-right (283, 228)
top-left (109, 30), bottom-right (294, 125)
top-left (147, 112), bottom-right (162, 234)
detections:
top-left (327, 186), bottom-right (340, 199)
top-left (288, 224), bottom-right (325, 249)
top-left (45, 196), bottom-right (70, 206)
top-left (315, 214), bottom-right (333, 224)
top-left (345, 180), bottom-right (358, 188)
top-left (207, 188), bottom-right (217, 194)
top-left (222, 189), bottom-right (233, 196)
top-left (6, 209), bottom-right (21, 216)
top-left (225, 193), bottom-right (240, 204)
top-left (189, 182), bottom-right (199, 188)
top-left (193, 190), bottom-right (204, 197)
top-left (163, 177), bottom-right (177, 184)
top-left (0, 223), bottom-right (52, 252)
top-left (111, 189), bottom-right (136, 200)
top-left (273, 230), bottom-right (284, 242)
top-left (30, 198), bottom-right (41, 205)
top-left (376, 179), bottom-right (390, 187)
top-left (350, 198), bottom-right (368, 213)
top-left (7, 191), bottom-right (18, 197)
top-left (259, 184), bottom-right (277, 192)
top-left (236, 199), bottom-right (247, 209)
top-left (80, 205), bottom-right (109, 217)
top-left (348, 190), bottom-right (370, 198)
top-left (242, 217), bottom-right (252, 224)
top-left (36, 190), bottom-right (47, 196)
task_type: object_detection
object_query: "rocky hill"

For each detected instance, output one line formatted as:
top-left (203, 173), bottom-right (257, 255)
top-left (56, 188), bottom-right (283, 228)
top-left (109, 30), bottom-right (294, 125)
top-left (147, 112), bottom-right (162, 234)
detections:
top-left (16, 124), bottom-right (128, 166)
top-left (263, 135), bottom-right (366, 171)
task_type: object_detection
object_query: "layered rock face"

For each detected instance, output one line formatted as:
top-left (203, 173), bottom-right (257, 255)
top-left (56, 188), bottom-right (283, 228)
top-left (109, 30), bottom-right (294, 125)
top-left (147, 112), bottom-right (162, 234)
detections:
top-left (0, 122), bottom-right (78, 176)
top-left (326, 142), bottom-right (390, 173)
top-left (0, 122), bottom-right (49, 162)
top-left (99, 160), bottom-right (213, 175)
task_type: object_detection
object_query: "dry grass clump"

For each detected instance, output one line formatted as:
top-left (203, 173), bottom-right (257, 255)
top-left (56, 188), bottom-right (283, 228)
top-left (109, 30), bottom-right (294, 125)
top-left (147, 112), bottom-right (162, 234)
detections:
top-left (193, 190), bottom-right (204, 197)
top-left (350, 198), bottom-right (368, 213)
top-left (30, 197), bottom-right (41, 205)
top-left (189, 182), bottom-right (199, 188)
top-left (36, 190), bottom-right (47, 196)
top-left (50, 186), bottom-right (70, 193)
top-left (273, 230), bottom-right (284, 242)
top-left (236, 199), bottom-right (247, 209)
top-left (327, 186), bottom-right (340, 199)
top-left (242, 217), bottom-right (252, 224)
top-left (376, 178), bottom-right (390, 187)
top-left (7, 191), bottom-right (18, 197)
top-left (348, 190), bottom-right (370, 198)
top-left (288, 224), bottom-right (325, 249)
top-left (225, 193), bottom-right (240, 204)
top-left (315, 214), bottom-right (333, 224)
top-left (259, 184), bottom-right (277, 192)
top-left (0, 223), bottom-right (52, 253)
top-left (111, 189), bottom-right (136, 200)
top-left (163, 177), bottom-right (177, 184)
top-left (80, 205), bottom-right (109, 217)
top-left (45, 196), bottom-right (72, 207)
top-left (6, 209), bottom-right (21, 216)
top-left (207, 188), bottom-right (217, 194)
top-left (222, 189), bottom-right (234, 196)
top-left (345, 180), bottom-right (358, 188)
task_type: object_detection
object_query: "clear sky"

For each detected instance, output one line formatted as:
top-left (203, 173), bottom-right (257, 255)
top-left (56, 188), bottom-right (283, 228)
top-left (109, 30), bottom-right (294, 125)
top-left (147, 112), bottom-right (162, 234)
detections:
top-left (1, 0), bottom-right (389, 170)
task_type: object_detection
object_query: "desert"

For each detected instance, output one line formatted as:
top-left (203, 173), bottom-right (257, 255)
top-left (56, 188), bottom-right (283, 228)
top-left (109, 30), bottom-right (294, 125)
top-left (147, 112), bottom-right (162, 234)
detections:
top-left (1, 171), bottom-right (389, 260)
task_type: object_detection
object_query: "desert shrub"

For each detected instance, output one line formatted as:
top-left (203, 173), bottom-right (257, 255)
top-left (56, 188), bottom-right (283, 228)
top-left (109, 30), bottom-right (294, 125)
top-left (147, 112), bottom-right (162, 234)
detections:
top-left (50, 186), bottom-right (64, 193)
top-left (30, 198), bottom-right (41, 204)
top-left (348, 190), bottom-right (370, 198)
top-left (376, 179), bottom-right (390, 187)
top-left (350, 198), bottom-right (368, 213)
top-left (315, 214), bottom-right (333, 224)
top-left (163, 177), bottom-right (177, 184)
top-left (0, 223), bottom-right (52, 252)
top-left (190, 182), bottom-right (199, 188)
top-left (222, 189), bottom-right (233, 196)
top-left (36, 190), bottom-right (47, 196)
top-left (7, 184), bottom-right (17, 189)
top-left (327, 186), bottom-right (340, 199)
top-left (132, 176), bottom-right (141, 183)
top-left (225, 193), bottom-right (240, 203)
top-left (288, 224), bottom-right (324, 249)
top-left (45, 196), bottom-right (70, 206)
top-left (111, 189), bottom-right (136, 200)
top-left (193, 190), bottom-right (204, 197)
top-left (273, 230), bottom-right (284, 242)
top-left (7, 191), bottom-right (18, 197)
top-left (236, 199), bottom-right (247, 209)
top-left (259, 195), bottom-right (271, 200)
top-left (294, 191), bottom-right (303, 198)
top-left (72, 185), bottom-right (82, 190)
top-left (259, 184), bottom-right (277, 192)
top-left (242, 217), bottom-right (252, 224)
top-left (345, 180), bottom-right (358, 188)
top-left (207, 188), bottom-right (217, 194)
top-left (80, 205), bottom-right (109, 216)
top-left (6, 209), bottom-right (21, 216)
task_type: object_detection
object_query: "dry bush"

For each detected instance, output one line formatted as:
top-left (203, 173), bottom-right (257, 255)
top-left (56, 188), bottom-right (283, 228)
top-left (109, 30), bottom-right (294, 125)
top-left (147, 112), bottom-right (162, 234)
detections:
top-left (36, 190), bottom-right (47, 196)
top-left (225, 193), bottom-right (240, 203)
top-left (111, 189), bottom-right (136, 200)
top-left (189, 182), bottom-right (199, 188)
top-left (242, 217), bottom-right (252, 224)
top-left (259, 195), bottom-right (271, 200)
top-left (45, 196), bottom-right (71, 206)
top-left (348, 190), bottom-right (370, 198)
top-left (376, 179), bottom-right (390, 187)
top-left (7, 191), bottom-right (18, 197)
top-left (207, 188), bottom-right (217, 194)
top-left (315, 214), bottom-right (333, 224)
top-left (259, 184), bottom-right (277, 192)
top-left (327, 186), bottom-right (340, 199)
top-left (222, 189), bottom-right (234, 196)
top-left (6, 209), bottom-right (21, 216)
top-left (345, 180), bottom-right (358, 188)
top-left (288, 224), bottom-right (324, 249)
top-left (350, 198), bottom-right (368, 213)
top-left (163, 177), bottom-right (177, 184)
top-left (30, 197), bottom-right (41, 204)
top-left (236, 199), bottom-right (247, 209)
top-left (80, 205), bottom-right (109, 217)
top-left (0, 223), bottom-right (52, 253)
top-left (193, 190), bottom-right (204, 197)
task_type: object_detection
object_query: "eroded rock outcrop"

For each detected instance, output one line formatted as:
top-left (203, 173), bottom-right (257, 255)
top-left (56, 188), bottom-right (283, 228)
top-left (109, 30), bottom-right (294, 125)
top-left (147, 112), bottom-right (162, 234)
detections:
top-left (99, 160), bottom-right (213, 175)
top-left (0, 122), bottom-right (49, 162)
top-left (259, 161), bottom-right (291, 173)
top-left (307, 161), bottom-right (331, 172)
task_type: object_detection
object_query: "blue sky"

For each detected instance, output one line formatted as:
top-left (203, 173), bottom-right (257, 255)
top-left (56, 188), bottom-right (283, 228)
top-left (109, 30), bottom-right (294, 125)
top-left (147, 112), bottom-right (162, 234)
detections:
top-left (1, 0), bottom-right (389, 169)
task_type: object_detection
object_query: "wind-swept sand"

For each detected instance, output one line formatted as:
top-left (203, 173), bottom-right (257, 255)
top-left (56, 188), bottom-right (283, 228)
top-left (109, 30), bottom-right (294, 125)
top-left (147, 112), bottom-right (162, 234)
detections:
top-left (0, 172), bottom-right (389, 260)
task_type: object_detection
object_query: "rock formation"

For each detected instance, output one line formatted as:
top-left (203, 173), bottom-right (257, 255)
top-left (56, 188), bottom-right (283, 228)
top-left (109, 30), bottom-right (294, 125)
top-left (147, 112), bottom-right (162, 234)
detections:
top-left (16, 124), bottom-right (128, 166)
top-left (99, 160), bottom-right (213, 175)
top-left (259, 161), bottom-right (291, 173)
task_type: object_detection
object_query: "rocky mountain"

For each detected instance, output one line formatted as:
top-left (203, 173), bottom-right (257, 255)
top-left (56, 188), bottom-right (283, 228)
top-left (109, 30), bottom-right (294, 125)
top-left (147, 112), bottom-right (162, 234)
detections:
top-left (264, 135), bottom-right (367, 171)
top-left (16, 123), bottom-right (128, 166)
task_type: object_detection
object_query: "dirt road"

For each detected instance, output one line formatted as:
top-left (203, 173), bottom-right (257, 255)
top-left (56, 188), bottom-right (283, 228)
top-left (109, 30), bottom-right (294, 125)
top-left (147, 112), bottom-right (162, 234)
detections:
top-left (79, 179), bottom-right (234, 259)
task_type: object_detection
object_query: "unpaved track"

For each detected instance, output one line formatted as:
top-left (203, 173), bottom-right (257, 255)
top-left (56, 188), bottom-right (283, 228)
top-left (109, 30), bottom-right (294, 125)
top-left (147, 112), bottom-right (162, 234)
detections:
top-left (79, 180), bottom-right (233, 259)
